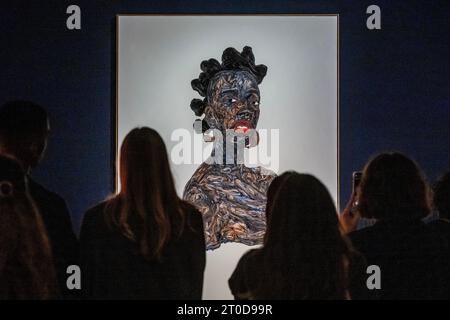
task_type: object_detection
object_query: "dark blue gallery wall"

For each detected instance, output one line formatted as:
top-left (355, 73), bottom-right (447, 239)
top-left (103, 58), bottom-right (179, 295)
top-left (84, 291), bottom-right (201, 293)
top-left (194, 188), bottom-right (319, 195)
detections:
top-left (338, 0), bottom-right (449, 207)
top-left (0, 1), bottom-right (448, 234)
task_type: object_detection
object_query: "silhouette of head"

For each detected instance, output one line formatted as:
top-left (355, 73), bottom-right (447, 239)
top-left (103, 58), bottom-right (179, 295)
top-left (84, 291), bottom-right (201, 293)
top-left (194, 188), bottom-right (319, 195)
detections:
top-left (358, 152), bottom-right (431, 221)
top-left (264, 172), bottom-right (341, 247)
top-left (0, 100), bottom-right (50, 171)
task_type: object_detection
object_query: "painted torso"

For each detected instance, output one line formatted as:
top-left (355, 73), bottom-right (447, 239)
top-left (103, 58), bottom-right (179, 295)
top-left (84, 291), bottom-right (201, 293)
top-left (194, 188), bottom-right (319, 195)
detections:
top-left (183, 161), bottom-right (275, 250)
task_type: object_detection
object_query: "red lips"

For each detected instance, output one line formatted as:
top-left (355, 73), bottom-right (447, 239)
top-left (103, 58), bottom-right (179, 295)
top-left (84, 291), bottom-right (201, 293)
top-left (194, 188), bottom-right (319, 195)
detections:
top-left (233, 120), bottom-right (253, 133)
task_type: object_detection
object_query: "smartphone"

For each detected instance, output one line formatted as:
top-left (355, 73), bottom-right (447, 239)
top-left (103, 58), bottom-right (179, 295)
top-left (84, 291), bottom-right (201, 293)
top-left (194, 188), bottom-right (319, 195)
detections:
top-left (352, 171), bottom-right (362, 194)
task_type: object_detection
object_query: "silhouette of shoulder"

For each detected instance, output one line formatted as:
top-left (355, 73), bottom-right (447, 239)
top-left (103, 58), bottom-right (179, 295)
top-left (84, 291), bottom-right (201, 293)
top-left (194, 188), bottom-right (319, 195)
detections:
top-left (229, 249), bottom-right (262, 299)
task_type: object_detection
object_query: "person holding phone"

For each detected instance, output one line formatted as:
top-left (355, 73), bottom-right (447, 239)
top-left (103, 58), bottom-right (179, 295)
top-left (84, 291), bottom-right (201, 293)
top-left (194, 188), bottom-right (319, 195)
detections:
top-left (340, 171), bottom-right (362, 233)
top-left (340, 152), bottom-right (450, 299)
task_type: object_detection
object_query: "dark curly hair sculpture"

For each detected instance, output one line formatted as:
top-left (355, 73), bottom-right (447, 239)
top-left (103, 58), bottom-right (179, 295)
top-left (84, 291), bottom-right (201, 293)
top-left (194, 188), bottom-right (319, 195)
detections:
top-left (190, 46), bottom-right (267, 132)
top-left (184, 46), bottom-right (275, 250)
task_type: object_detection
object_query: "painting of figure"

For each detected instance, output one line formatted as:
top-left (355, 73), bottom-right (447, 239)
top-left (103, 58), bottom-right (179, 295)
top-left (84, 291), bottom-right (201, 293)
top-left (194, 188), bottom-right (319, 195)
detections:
top-left (183, 46), bottom-right (276, 250)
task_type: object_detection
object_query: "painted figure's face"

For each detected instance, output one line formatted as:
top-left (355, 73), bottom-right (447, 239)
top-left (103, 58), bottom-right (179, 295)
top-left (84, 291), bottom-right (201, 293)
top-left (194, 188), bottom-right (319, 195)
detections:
top-left (204, 70), bottom-right (260, 133)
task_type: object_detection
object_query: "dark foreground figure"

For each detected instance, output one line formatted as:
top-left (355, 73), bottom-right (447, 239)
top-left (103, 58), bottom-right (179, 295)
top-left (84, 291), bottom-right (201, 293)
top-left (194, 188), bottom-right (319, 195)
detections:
top-left (80, 128), bottom-right (206, 299)
top-left (0, 101), bottom-right (78, 298)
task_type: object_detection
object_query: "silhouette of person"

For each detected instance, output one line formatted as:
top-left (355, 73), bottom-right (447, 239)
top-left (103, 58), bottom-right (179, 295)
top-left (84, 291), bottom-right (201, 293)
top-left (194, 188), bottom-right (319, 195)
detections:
top-left (0, 100), bottom-right (79, 298)
top-left (0, 155), bottom-right (58, 299)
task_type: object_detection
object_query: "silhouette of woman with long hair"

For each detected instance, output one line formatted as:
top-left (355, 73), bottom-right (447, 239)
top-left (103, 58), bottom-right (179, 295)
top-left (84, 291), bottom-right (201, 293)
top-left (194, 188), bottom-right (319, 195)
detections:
top-left (230, 172), bottom-right (366, 299)
top-left (0, 155), bottom-right (57, 299)
top-left (80, 127), bottom-right (205, 299)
